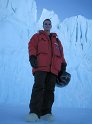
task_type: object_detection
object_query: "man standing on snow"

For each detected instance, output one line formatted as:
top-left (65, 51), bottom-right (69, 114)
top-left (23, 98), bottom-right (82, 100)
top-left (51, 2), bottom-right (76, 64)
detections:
top-left (27, 19), bottom-right (67, 122)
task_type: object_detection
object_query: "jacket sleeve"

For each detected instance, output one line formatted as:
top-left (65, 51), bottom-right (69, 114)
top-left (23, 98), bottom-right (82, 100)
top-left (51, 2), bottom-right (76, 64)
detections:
top-left (57, 39), bottom-right (67, 74)
top-left (28, 33), bottom-right (38, 57)
top-left (61, 46), bottom-right (66, 64)
top-left (57, 38), bottom-right (67, 65)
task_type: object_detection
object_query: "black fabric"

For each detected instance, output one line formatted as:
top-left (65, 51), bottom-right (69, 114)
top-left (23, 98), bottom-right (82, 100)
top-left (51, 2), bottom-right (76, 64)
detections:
top-left (49, 34), bottom-right (52, 40)
top-left (58, 63), bottom-right (67, 78)
top-left (29, 71), bottom-right (57, 117)
top-left (29, 55), bottom-right (38, 68)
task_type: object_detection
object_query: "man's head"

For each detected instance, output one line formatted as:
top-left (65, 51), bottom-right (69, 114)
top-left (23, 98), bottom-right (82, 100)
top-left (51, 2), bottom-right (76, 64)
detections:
top-left (43, 19), bottom-right (52, 32)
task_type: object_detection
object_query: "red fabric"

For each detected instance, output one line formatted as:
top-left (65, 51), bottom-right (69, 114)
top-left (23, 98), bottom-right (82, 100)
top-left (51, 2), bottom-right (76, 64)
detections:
top-left (28, 30), bottom-right (66, 75)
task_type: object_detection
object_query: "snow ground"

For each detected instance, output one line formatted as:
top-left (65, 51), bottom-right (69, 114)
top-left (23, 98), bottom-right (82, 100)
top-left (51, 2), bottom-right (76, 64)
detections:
top-left (0, 104), bottom-right (92, 124)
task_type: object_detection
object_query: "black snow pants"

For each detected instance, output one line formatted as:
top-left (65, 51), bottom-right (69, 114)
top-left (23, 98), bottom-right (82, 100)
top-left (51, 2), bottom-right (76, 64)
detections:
top-left (29, 71), bottom-right (57, 117)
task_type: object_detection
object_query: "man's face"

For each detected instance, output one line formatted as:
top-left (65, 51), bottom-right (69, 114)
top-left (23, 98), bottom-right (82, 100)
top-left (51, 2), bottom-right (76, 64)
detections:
top-left (43, 20), bottom-right (52, 31)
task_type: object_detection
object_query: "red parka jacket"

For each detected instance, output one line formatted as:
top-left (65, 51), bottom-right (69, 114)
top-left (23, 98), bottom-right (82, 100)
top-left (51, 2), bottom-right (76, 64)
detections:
top-left (28, 30), bottom-right (66, 75)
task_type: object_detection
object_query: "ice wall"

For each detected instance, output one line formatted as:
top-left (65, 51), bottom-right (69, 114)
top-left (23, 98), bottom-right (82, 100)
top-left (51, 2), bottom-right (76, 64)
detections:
top-left (0, 1), bottom-right (92, 108)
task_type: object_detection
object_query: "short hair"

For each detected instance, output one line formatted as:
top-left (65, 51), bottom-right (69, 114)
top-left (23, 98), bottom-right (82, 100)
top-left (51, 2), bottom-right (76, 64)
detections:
top-left (43, 19), bottom-right (51, 25)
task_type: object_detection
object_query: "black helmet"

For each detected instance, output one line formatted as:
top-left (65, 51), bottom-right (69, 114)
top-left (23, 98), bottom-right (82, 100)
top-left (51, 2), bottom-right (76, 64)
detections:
top-left (56, 71), bottom-right (71, 88)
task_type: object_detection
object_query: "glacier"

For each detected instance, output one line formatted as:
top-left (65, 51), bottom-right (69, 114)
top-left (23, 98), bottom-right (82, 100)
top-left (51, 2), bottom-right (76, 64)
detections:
top-left (0, 0), bottom-right (92, 109)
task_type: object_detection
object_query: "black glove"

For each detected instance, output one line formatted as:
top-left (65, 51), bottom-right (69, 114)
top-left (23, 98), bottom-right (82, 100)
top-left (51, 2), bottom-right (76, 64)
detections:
top-left (58, 63), bottom-right (67, 80)
top-left (29, 55), bottom-right (38, 68)
top-left (61, 63), bottom-right (67, 73)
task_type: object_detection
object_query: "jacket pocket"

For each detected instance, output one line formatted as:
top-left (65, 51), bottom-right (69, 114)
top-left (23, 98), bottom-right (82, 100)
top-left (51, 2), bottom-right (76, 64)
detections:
top-left (53, 56), bottom-right (61, 71)
top-left (38, 40), bottom-right (49, 54)
top-left (37, 53), bottom-right (49, 67)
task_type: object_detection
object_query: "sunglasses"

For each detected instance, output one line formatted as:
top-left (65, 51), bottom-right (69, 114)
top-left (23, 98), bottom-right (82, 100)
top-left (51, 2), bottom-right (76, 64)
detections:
top-left (44, 23), bottom-right (51, 25)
